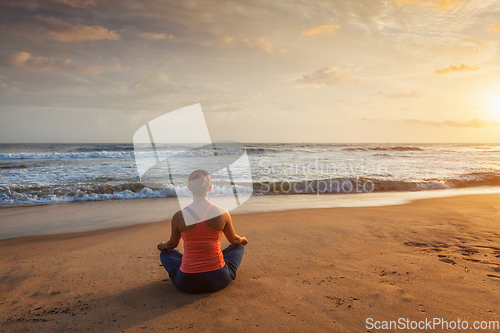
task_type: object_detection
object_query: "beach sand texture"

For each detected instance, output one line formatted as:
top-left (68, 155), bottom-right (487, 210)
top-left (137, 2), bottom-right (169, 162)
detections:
top-left (1, 194), bottom-right (500, 332)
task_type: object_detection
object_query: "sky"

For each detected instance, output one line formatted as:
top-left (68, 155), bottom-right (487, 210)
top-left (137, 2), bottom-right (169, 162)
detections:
top-left (1, 0), bottom-right (500, 143)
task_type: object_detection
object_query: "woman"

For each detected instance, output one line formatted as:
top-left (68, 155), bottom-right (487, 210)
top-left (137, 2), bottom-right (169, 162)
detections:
top-left (157, 169), bottom-right (248, 294)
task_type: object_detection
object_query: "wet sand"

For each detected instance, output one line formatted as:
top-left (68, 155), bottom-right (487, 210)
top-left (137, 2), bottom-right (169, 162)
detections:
top-left (3, 186), bottom-right (500, 239)
top-left (1, 194), bottom-right (500, 332)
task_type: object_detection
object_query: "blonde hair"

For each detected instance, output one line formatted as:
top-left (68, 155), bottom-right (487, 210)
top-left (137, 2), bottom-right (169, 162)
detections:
top-left (188, 170), bottom-right (211, 196)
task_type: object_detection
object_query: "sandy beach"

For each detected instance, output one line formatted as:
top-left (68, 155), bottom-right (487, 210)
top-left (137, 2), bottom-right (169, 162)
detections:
top-left (2, 194), bottom-right (500, 332)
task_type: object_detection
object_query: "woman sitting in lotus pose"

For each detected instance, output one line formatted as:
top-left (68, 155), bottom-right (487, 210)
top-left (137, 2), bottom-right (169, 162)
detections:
top-left (157, 169), bottom-right (248, 294)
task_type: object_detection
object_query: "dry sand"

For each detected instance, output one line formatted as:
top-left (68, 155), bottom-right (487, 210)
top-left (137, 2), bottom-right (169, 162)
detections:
top-left (1, 194), bottom-right (500, 332)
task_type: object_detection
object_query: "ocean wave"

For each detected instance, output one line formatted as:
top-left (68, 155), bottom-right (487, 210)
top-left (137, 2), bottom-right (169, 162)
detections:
top-left (2, 143), bottom-right (500, 206)
top-left (2, 171), bottom-right (500, 205)
top-left (251, 172), bottom-right (500, 194)
top-left (0, 151), bottom-right (136, 160)
top-left (246, 148), bottom-right (267, 154)
top-left (342, 146), bottom-right (424, 152)
top-left (0, 147), bottom-right (246, 160)
top-left (0, 182), bottom-right (253, 205)
top-left (0, 144), bottom-right (369, 160)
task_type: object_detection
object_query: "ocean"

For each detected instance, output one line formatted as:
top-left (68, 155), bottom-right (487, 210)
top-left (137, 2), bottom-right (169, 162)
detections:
top-left (1, 143), bottom-right (500, 206)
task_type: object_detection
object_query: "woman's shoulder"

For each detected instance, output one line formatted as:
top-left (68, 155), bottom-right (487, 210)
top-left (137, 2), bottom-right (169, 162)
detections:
top-left (173, 204), bottom-right (228, 224)
top-left (210, 203), bottom-right (228, 215)
top-left (205, 204), bottom-right (228, 230)
top-left (172, 210), bottom-right (185, 225)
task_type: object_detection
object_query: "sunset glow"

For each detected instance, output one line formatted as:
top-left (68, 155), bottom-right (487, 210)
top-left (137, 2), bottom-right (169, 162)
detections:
top-left (487, 96), bottom-right (500, 120)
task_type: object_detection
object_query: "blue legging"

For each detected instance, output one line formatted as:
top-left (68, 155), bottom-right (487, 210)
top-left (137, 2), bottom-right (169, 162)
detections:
top-left (160, 244), bottom-right (245, 294)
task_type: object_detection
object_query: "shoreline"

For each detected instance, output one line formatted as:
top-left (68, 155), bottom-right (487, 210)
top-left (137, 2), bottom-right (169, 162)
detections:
top-left (1, 193), bottom-right (500, 332)
top-left (2, 186), bottom-right (500, 240)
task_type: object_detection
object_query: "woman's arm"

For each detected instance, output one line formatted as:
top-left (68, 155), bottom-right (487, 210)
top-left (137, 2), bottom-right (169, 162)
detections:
top-left (157, 211), bottom-right (182, 251)
top-left (223, 212), bottom-right (248, 245)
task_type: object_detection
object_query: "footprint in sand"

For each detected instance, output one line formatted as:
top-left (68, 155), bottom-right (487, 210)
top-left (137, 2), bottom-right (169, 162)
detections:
top-left (403, 242), bottom-right (428, 247)
top-left (439, 258), bottom-right (456, 265)
top-left (436, 254), bottom-right (456, 264)
top-left (463, 257), bottom-right (481, 262)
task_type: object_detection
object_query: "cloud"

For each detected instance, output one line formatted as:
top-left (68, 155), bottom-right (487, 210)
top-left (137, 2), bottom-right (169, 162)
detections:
top-left (50, 0), bottom-right (96, 8)
top-left (9, 52), bottom-right (128, 74)
top-left (129, 73), bottom-right (180, 93)
top-left (368, 1), bottom-right (500, 68)
top-left (135, 32), bottom-right (174, 40)
top-left (434, 63), bottom-right (479, 74)
top-left (0, 82), bottom-right (22, 94)
top-left (202, 37), bottom-right (236, 49)
top-left (295, 67), bottom-right (359, 87)
top-left (375, 89), bottom-right (423, 99)
top-left (10, 52), bottom-right (78, 72)
top-left (202, 37), bottom-right (273, 53)
top-left (37, 16), bottom-right (121, 42)
top-left (399, 118), bottom-right (497, 128)
top-left (391, 0), bottom-right (459, 9)
top-left (253, 37), bottom-right (273, 53)
top-left (441, 119), bottom-right (496, 128)
top-left (302, 24), bottom-right (340, 36)
top-left (488, 21), bottom-right (500, 31)
top-left (85, 63), bottom-right (129, 75)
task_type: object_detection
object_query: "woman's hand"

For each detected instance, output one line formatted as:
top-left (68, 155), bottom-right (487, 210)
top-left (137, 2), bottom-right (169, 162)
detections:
top-left (239, 236), bottom-right (248, 245)
top-left (157, 242), bottom-right (167, 251)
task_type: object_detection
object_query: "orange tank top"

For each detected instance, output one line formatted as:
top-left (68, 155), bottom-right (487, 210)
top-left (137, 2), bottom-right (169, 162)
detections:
top-left (180, 203), bottom-right (225, 273)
